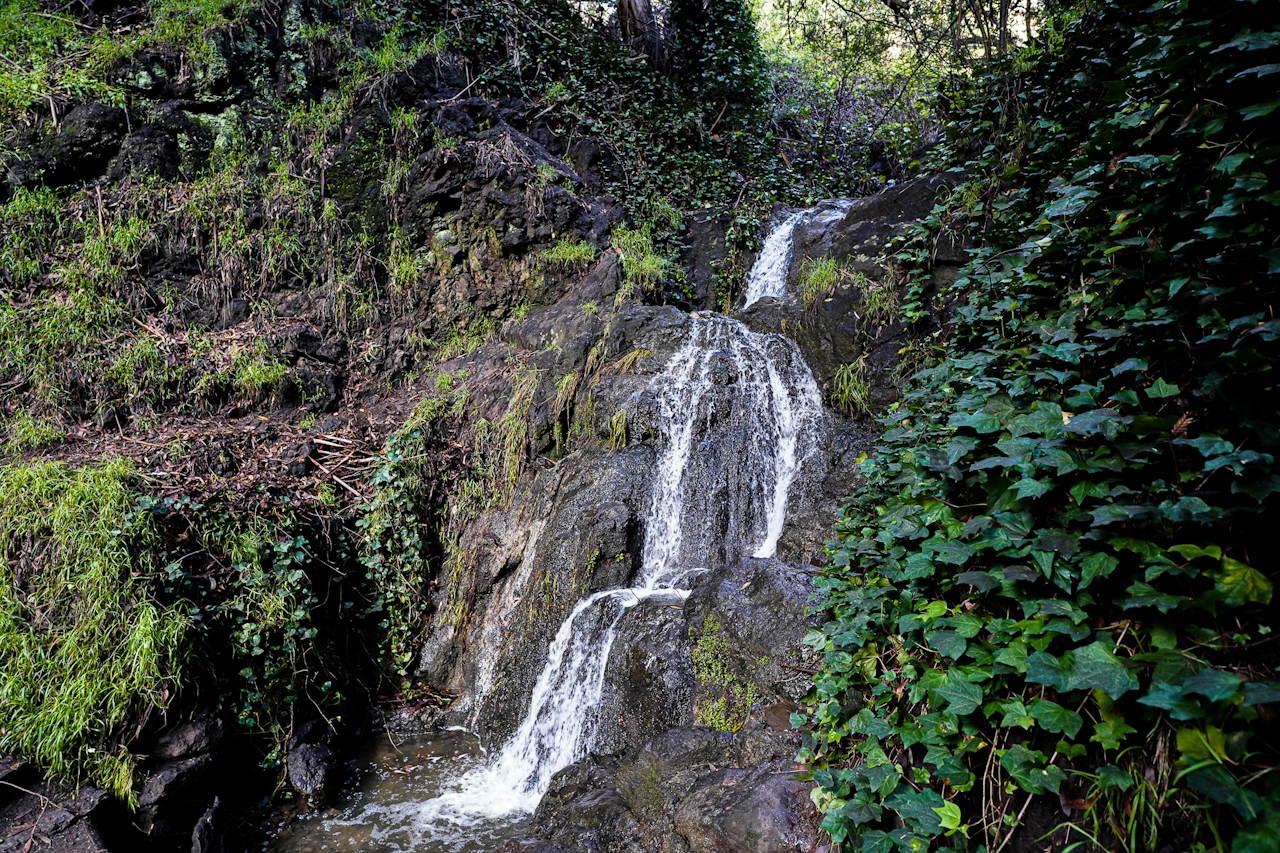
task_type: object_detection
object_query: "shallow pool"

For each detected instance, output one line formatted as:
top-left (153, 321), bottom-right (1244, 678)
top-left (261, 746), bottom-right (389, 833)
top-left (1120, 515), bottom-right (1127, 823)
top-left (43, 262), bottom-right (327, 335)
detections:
top-left (265, 731), bottom-right (530, 853)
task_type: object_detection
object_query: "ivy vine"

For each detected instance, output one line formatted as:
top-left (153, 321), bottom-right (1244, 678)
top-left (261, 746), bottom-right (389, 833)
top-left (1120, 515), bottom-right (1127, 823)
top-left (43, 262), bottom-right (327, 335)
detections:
top-left (801, 1), bottom-right (1280, 851)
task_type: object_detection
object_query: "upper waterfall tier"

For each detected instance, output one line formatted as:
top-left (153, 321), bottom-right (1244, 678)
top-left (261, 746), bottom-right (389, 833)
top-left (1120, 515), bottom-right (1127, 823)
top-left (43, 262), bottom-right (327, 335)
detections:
top-left (742, 201), bottom-right (855, 310)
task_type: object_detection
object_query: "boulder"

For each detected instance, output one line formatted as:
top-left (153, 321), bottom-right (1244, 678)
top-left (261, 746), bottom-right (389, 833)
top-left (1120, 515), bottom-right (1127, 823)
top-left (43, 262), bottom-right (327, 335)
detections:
top-left (286, 743), bottom-right (335, 800)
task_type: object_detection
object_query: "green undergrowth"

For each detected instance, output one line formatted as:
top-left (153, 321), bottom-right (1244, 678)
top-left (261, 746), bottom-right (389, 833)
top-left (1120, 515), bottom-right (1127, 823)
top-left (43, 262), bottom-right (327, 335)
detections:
top-left (0, 454), bottom-right (416, 799)
top-left (0, 0), bottom-right (255, 116)
top-left (801, 2), bottom-right (1280, 852)
top-left (0, 459), bottom-right (186, 804)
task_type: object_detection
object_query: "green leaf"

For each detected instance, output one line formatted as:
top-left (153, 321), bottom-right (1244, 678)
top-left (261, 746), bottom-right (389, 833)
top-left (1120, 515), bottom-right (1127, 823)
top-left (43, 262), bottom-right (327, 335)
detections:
top-left (1147, 377), bottom-right (1180, 398)
top-left (1091, 717), bottom-right (1137, 750)
top-left (926, 630), bottom-right (968, 660)
top-left (1232, 797), bottom-right (1280, 853)
top-left (1080, 552), bottom-right (1119, 589)
top-left (949, 411), bottom-right (1001, 433)
top-left (1013, 477), bottom-right (1053, 499)
top-left (1029, 699), bottom-right (1084, 738)
top-left (885, 787), bottom-right (946, 833)
top-left (1000, 743), bottom-right (1064, 795)
top-left (1178, 725), bottom-right (1229, 763)
top-left (1097, 765), bottom-right (1133, 791)
top-left (1066, 641), bottom-right (1140, 698)
top-left (1029, 642), bottom-right (1139, 698)
top-left (1212, 558), bottom-right (1273, 607)
top-left (932, 800), bottom-right (963, 834)
top-left (934, 672), bottom-right (983, 715)
top-left (1000, 700), bottom-right (1035, 729)
top-left (1243, 681), bottom-right (1280, 706)
top-left (1185, 764), bottom-right (1264, 819)
top-left (1184, 668), bottom-right (1243, 702)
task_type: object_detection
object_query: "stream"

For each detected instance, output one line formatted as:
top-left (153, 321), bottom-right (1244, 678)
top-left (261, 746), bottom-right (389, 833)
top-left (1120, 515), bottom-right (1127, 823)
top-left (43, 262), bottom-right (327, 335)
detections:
top-left (272, 206), bottom-right (828, 852)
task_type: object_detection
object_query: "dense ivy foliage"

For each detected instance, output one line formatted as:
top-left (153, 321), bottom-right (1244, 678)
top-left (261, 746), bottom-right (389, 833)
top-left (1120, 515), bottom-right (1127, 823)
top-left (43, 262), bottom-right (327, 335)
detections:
top-left (802, 2), bottom-right (1280, 851)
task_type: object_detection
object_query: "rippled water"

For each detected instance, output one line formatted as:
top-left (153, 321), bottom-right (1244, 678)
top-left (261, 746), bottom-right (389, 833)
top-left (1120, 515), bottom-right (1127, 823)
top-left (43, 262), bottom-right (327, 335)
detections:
top-left (266, 732), bottom-right (529, 853)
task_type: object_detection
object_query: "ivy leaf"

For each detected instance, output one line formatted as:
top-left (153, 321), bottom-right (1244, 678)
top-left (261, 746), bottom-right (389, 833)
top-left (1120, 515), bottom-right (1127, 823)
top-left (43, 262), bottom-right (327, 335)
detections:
top-left (884, 787), bottom-right (945, 833)
top-left (1000, 744), bottom-right (1064, 795)
top-left (1000, 700), bottom-right (1035, 729)
top-left (1030, 699), bottom-right (1084, 738)
top-left (1185, 764), bottom-right (1264, 819)
top-left (934, 672), bottom-right (983, 715)
top-left (838, 792), bottom-right (883, 825)
top-left (949, 411), bottom-right (1001, 433)
top-left (1138, 682), bottom-right (1205, 720)
top-left (1067, 641), bottom-right (1141, 698)
top-left (1080, 552), bottom-right (1119, 589)
top-left (1184, 668), bottom-right (1243, 702)
top-left (1123, 581), bottom-right (1184, 613)
top-left (925, 538), bottom-right (975, 565)
top-left (1096, 765), bottom-right (1133, 791)
top-left (1025, 651), bottom-right (1070, 691)
top-left (1211, 558), bottom-right (1273, 607)
top-left (1243, 681), bottom-right (1280, 706)
top-left (1013, 477), bottom-right (1053, 499)
top-left (1147, 377), bottom-right (1180, 398)
top-left (1231, 798), bottom-right (1280, 853)
top-left (932, 800), bottom-right (963, 835)
top-left (1091, 717), bottom-right (1137, 750)
top-left (926, 630), bottom-right (968, 660)
top-left (957, 570), bottom-right (1000, 591)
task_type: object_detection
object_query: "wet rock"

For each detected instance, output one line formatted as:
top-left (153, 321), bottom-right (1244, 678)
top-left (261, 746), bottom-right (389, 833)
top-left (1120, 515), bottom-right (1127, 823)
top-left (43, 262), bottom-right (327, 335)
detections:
top-left (152, 716), bottom-right (228, 761)
top-left (523, 755), bottom-right (644, 853)
top-left (684, 557), bottom-right (821, 706)
top-left (681, 210), bottom-right (733, 310)
top-left (139, 753), bottom-right (217, 808)
top-left (0, 775), bottom-right (109, 853)
top-left (791, 173), bottom-right (965, 275)
top-left (106, 123), bottom-right (182, 182)
top-left (191, 797), bottom-right (228, 853)
top-left (286, 743), bottom-right (335, 800)
top-left (673, 764), bottom-right (812, 853)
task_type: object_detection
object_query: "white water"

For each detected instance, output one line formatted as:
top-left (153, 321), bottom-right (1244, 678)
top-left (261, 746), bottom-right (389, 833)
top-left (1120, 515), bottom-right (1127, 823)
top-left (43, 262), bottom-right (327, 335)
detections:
top-left (403, 214), bottom-right (827, 848)
top-left (742, 200), bottom-right (855, 311)
top-left (742, 209), bottom-right (811, 309)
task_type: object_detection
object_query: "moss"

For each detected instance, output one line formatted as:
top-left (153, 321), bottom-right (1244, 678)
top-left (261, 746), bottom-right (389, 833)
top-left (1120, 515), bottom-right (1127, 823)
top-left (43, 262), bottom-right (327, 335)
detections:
top-left (3, 409), bottom-right (65, 452)
top-left (0, 459), bottom-right (187, 804)
top-left (611, 224), bottom-right (667, 301)
top-left (605, 410), bottom-right (627, 452)
top-left (799, 257), bottom-right (841, 308)
top-left (107, 337), bottom-right (183, 405)
top-left (689, 613), bottom-right (758, 732)
top-left (543, 235), bottom-right (598, 265)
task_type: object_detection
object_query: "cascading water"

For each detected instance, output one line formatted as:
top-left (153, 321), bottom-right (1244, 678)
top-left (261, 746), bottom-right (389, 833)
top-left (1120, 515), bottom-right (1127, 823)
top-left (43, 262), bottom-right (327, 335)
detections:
top-left (406, 313), bottom-right (825, 847)
top-left (742, 200), bottom-right (855, 311)
top-left (742, 209), bottom-right (811, 309)
top-left (274, 214), bottom-right (830, 853)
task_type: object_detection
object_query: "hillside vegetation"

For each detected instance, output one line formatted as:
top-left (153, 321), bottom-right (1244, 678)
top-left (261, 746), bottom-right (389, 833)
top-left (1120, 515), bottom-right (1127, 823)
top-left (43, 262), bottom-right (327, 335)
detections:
top-left (0, 0), bottom-right (1276, 850)
top-left (802, 1), bottom-right (1280, 851)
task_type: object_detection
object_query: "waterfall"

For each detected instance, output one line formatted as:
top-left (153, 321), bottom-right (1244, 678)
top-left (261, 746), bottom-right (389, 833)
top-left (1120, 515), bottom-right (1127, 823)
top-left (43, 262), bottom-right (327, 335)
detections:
top-left (742, 200), bottom-right (855, 311)
top-left (742, 209), bottom-right (810, 309)
top-left (411, 314), bottom-right (824, 846)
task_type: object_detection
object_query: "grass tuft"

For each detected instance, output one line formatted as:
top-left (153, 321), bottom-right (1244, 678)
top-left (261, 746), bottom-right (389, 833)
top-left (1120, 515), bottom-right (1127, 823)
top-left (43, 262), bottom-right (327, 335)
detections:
top-left (0, 460), bottom-right (187, 804)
